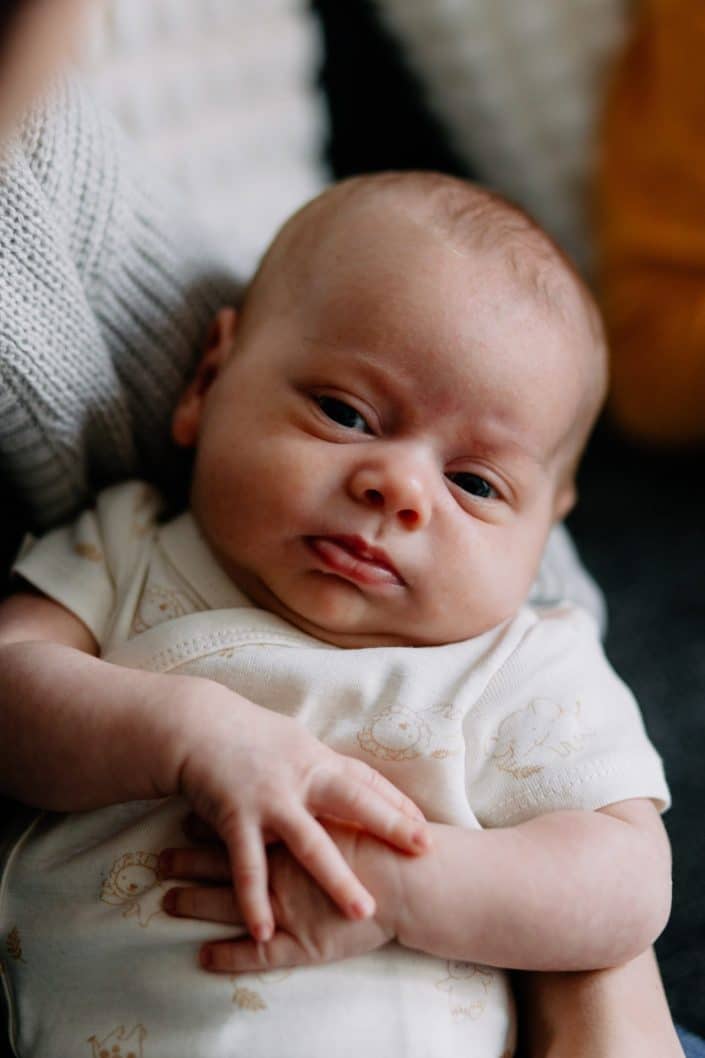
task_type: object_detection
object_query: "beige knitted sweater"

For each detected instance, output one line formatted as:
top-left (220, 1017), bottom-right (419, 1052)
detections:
top-left (0, 76), bottom-right (238, 529)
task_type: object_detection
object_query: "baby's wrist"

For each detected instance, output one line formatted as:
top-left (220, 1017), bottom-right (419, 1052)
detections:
top-left (139, 673), bottom-right (230, 797)
top-left (351, 830), bottom-right (406, 940)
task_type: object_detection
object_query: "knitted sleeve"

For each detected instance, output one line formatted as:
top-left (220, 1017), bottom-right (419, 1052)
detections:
top-left (597, 0), bottom-right (705, 444)
top-left (0, 75), bottom-right (240, 531)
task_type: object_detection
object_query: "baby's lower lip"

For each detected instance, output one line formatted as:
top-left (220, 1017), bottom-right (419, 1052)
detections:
top-left (306, 537), bottom-right (404, 587)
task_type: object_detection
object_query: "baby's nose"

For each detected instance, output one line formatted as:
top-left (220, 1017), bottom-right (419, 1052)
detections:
top-left (348, 456), bottom-right (431, 529)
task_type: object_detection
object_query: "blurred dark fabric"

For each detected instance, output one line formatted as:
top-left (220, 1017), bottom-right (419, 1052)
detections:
top-left (314, 0), bottom-right (471, 180)
top-left (313, 0), bottom-right (705, 1035)
top-left (2, 482), bottom-right (25, 594)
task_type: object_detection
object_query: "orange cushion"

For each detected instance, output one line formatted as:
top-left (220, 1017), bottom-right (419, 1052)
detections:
top-left (597, 0), bottom-right (705, 444)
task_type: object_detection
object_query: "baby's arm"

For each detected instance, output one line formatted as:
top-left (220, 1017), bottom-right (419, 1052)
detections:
top-left (0, 590), bottom-right (186, 810)
top-left (161, 812), bottom-right (680, 1055)
top-left (361, 802), bottom-right (671, 970)
top-left (0, 591), bottom-right (429, 938)
top-left (163, 801), bottom-right (669, 973)
top-left (161, 818), bottom-right (681, 1057)
top-left (358, 831), bottom-right (683, 1055)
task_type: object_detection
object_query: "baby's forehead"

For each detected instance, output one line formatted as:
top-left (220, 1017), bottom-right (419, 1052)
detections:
top-left (305, 190), bottom-right (595, 345)
top-left (298, 282), bottom-right (589, 466)
top-left (248, 177), bottom-right (606, 464)
top-left (288, 181), bottom-right (588, 322)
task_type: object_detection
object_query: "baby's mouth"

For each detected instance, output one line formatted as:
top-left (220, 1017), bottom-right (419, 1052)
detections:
top-left (306, 535), bottom-right (405, 587)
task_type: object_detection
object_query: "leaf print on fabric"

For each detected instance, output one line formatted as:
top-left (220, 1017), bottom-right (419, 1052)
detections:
top-left (230, 968), bottom-right (295, 1011)
top-left (233, 987), bottom-right (267, 1011)
top-left (87, 1023), bottom-right (146, 1057)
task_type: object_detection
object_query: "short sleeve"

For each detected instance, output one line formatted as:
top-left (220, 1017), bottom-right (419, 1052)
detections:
top-left (12, 481), bottom-right (161, 647)
top-left (465, 605), bottom-right (670, 827)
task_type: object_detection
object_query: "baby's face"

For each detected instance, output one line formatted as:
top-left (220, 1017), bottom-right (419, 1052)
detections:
top-left (175, 204), bottom-right (592, 647)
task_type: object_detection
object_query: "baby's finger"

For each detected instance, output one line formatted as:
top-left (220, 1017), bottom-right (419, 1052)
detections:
top-left (158, 845), bottom-right (230, 881)
top-left (162, 885), bottom-right (243, 925)
top-left (311, 767), bottom-right (430, 855)
top-left (277, 810), bottom-right (375, 920)
top-left (334, 756), bottom-right (427, 823)
top-left (224, 821), bottom-right (274, 942)
top-left (201, 932), bottom-right (306, 974)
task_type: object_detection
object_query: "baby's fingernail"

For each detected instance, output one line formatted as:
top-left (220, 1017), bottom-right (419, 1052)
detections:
top-left (412, 829), bottom-right (431, 850)
top-left (252, 922), bottom-right (272, 943)
top-left (161, 889), bottom-right (179, 914)
top-left (200, 946), bottom-right (213, 970)
top-left (350, 896), bottom-right (375, 920)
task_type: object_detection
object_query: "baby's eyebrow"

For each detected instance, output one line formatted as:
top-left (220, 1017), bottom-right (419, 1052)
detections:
top-left (462, 426), bottom-right (541, 460)
top-left (301, 337), bottom-right (412, 397)
top-left (301, 336), bottom-right (549, 470)
top-left (458, 438), bottom-right (548, 490)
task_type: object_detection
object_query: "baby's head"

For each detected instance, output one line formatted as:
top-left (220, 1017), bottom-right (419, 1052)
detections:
top-left (173, 173), bottom-right (607, 648)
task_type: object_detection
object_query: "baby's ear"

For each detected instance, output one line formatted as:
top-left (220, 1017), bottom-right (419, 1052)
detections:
top-left (172, 308), bottom-right (238, 447)
top-left (553, 481), bottom-right (577, 522)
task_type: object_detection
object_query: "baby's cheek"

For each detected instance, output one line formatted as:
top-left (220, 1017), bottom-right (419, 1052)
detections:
top-left (494, 530), bottom-right (540, 598)
top-left (435, 538), bottom-right (531, 638)
top-left (265, 440), bottom-right (332, 508)
top-left (228, 438), bottom-right (326, 543)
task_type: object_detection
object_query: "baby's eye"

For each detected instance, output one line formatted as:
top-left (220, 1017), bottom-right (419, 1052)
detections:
top-left (446, 472), bottom-right (496, 499)
top-left (315, 395), bottom-right (371, 433)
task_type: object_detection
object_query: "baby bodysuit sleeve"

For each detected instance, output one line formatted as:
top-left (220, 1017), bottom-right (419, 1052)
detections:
top-left (11, 481), bottom-right (162, 649)
top-left (465, 605), bottom-right (670, 827)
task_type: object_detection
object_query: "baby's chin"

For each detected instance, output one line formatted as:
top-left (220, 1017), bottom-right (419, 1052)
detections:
top-left (261, 575), bottom-right (417, 648)
top-left (250, 571), bottom-right (517, 649)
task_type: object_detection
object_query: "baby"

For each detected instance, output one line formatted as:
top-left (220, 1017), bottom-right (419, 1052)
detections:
top-left (0, 173), bottom-right (674, 1057)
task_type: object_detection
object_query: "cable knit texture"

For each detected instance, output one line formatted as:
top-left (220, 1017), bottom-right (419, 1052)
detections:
top-left (0, 76), bottom-right (238, 529)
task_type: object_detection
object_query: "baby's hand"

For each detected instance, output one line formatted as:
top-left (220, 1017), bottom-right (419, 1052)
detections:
top-left (168, 680), bottom-right (429, 943)
top-left (159, 821), bottom-right (397, 972)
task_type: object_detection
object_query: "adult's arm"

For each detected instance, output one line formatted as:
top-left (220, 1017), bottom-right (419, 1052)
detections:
top-left (516, 948), bottom-right (683, 1057)
top-left (0, 74), bottom-right (238, 531)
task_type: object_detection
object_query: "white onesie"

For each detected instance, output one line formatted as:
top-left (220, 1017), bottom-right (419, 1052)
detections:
top-left (0, 482), bottom-right (669, 1058)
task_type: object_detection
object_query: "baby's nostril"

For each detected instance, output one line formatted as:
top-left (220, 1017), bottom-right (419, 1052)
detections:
top-left (399, 509), bottom-right (419, 527)
top-left (365, 489), bottom-right (384, 507)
